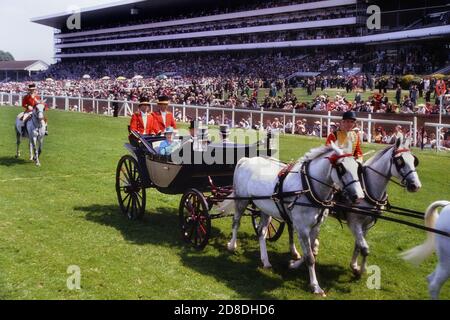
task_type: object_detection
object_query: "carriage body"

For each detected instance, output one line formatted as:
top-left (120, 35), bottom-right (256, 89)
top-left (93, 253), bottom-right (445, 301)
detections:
top-left (115, 131), bottom-right (284, 249)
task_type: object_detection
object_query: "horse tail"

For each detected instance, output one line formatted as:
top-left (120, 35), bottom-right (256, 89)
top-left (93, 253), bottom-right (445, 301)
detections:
top-left (400, 201), bottom-right (450, 266)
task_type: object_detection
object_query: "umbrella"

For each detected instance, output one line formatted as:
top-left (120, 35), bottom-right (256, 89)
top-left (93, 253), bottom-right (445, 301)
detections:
top-left (133, 75), bottom-right (143, 80)
top-left (82, 74), bottom-right (91, 79)
top-left (102, 76), bottom-right (111, 80)
top-left (156, 74), bottom-right (168, 80)
top-left (45, 78), bottom-right (54, 82)
top-left (116, 76), bottom-right (127, 80)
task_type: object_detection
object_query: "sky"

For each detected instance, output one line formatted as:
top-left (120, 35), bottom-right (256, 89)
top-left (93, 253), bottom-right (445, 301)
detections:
top-left (0, 0), bottom-right (120, 65)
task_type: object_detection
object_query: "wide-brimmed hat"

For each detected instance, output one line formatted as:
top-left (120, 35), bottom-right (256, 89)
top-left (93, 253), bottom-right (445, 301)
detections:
top-left (139, 97), bottom-right (151, 106)
top-left (164, 127), bottom-right (174, 135)
top-left (220, 124), bottom-right (230, 135)
top-left (157, 95), bottom-right (170, 105)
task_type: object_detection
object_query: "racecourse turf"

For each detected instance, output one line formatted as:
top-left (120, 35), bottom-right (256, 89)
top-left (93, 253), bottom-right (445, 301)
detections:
top-left (0, 106), bottom-right (449, 300)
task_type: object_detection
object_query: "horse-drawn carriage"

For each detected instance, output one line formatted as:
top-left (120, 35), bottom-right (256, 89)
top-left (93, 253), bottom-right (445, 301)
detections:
top-left (115, 130), bottom-right (285, 249)
top-left (116, 131), bottom-right (450, 297)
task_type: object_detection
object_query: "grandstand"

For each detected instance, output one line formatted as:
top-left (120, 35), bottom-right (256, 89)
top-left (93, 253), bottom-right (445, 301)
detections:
top-left (30, 0), bottom-right (450, 80)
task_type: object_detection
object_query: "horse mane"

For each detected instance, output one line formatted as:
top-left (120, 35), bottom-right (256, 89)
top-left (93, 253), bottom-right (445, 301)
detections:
top-left (364, 145), bottom-right (394, 166)
top-left (300, 145), bottom-right (334, 163)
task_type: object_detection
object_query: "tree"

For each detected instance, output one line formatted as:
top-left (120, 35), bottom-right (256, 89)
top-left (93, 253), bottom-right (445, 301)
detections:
top-left (0, 50), bottom-right (15, 61)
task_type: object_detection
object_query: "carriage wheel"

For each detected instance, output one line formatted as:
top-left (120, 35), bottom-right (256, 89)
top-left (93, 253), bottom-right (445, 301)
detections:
top-left (179, 189), bottom-right (211, 250)
top-left (116, 155), bottom-right (146, 220)
top-left (251, 213), bottom-right (285, 242)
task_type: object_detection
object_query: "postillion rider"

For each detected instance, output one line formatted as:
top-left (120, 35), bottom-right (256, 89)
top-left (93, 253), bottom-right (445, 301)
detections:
top-left (21, 83), bottom-right (49, 135)
top-left (325, 110), bottom-right (363, 162)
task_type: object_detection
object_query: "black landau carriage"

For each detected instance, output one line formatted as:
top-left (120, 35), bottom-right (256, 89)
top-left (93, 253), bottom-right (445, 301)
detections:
top-left (115, 130), bottom-right (285, 249)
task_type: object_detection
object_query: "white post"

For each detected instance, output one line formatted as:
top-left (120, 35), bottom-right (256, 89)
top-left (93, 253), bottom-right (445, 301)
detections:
top-left (231, 104), bottom-right (235, 128)
top-left (9, 91), bottom-right (13, 105)
top-left (0, 92), bottom-right (3, 105)
top-left (108, 99), bottom-right (111, 114)
top-left (413, 116), bottom-right (417, 147)
top-left (260, 107), bottom-right (264, 130)
top-left (91, 98), bottom-right (94, 113)
top-left (81, 97), bottom-right (84, 112)
top-left (292, 108), bottom-right (296, 135)
top-left (367, 113), bottom-right (372, 143)
top-left (436, 126), bottom-right (439, 152)
top-left (183, 103), bottom-right (186, 122)
top-left (52, 95), bottom-right (56, 109)
top-left (18, 92), bottom-right (22, 106)
top-left (319, 118), bottom-right (323, 139)
top-left (327, 111), bottom-right (331, 137)
top-left (206, 103), bottom-right (210, 125)
top-left (65, 96), bottom-right (69, 111)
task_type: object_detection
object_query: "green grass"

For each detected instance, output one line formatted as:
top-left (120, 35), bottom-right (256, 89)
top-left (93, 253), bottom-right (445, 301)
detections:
top-left (0, 106), bottom-right (449, 300)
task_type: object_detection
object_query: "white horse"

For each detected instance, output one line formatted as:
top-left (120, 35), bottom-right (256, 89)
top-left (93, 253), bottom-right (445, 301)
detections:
top-left (15, 104), bottom-right (47, 166)
top-left (344, 137), bottom-right (422, 276)
top-left (401, 201), bottom-right (450, 300)
top-left (222, 142), bottom-right (365, 296)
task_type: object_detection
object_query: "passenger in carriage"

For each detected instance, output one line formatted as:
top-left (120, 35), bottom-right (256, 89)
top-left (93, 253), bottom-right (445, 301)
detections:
top-left (152, 95), bottom-right (177, 135)
top-left (158, 127), bottom-right (180, 156)
top-left (219, 124), bottom-right (232, 144)
top-left (129, 97), bottom-right (155, 137)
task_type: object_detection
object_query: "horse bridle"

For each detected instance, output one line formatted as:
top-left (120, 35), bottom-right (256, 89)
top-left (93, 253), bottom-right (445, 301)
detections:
top-left (327, 153), bottom-right (361, 191)
top-left (31, 108), bottom-right (44, 129)
top-left (365, 148), bottom-right (419, 188)
top-left (392, 148), bottom-right (419, 184)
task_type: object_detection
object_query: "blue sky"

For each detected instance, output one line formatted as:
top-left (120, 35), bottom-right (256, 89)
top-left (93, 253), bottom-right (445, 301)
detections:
top-left (0, 0), bottom-right (118, 65)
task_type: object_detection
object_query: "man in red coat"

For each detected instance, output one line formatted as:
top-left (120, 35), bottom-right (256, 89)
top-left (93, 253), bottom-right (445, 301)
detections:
top-left (21, 83), bottom-right (49, 135)
top-left (22, 83), bottom-right (40, 118)
top-left (325, 111), bottom-right (363, 162)
top-left (151, 95), bottom-right (176, 135)
top-left (129, 97), bottom-right (155, 136)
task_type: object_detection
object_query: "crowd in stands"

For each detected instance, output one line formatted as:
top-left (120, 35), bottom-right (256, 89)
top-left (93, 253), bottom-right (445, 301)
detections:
top-left (62, 0), bottom-right (324, 34)
top-left (363, 48), bottom-right (446, 75)
top-left (63, 8), bottom-right (355, 45)
top-left (60, 26), bottom-right (359, 55)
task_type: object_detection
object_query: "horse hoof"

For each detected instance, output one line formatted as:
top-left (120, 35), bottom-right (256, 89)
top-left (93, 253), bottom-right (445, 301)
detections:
top-left (311, 286), bottom-right (326, 297)
top-left (262, 263), bottom-right (272, 269)
top-left (291, 252), bottom-right (301, 260)
top-left (227, 242), bottom-right (237, 252)
top-left (289, 259), bottom-right (302, 270)
top-left (351, 266), bottom-right (362, 278)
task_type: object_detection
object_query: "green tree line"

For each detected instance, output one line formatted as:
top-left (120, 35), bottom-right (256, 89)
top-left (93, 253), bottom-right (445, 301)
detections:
top-left (0, 50), bottom-right (15, 61)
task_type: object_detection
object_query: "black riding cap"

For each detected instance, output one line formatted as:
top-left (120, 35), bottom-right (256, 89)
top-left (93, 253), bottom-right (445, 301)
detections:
top-left (139, 97), bottom-right (151, 106)
top-left (342, 111), bottom-right (357, 121)
top-left (28, 84), bottom-right (36, 90)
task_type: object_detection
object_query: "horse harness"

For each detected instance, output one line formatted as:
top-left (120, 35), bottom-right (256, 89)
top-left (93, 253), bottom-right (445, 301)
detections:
top-left (272, 157), bottom-right (345, 226)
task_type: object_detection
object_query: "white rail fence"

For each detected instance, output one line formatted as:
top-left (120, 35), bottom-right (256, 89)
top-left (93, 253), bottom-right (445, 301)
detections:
top-left (0, 91), bottom-right (426, 146)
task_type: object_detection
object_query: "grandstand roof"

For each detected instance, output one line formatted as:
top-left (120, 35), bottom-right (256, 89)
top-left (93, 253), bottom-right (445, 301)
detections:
top-left (0, 60), bottom-right (49, 71)
top-left (31, 0), bottom-right (208, 28)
